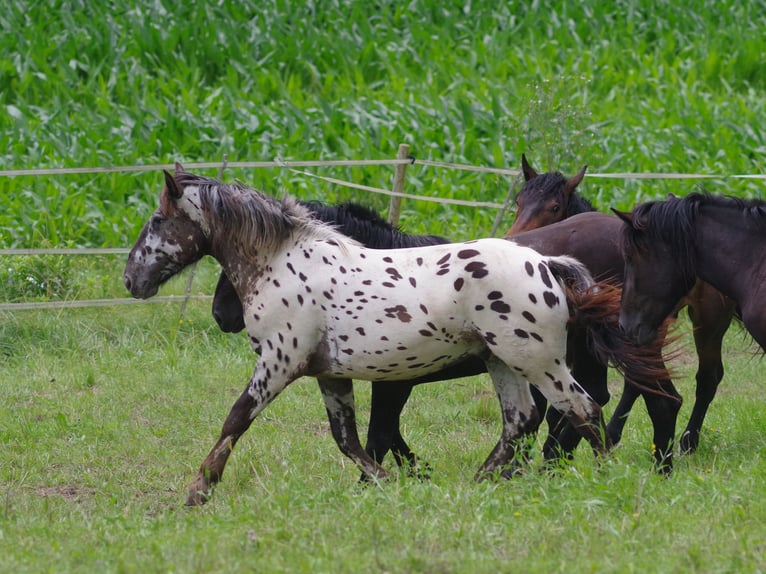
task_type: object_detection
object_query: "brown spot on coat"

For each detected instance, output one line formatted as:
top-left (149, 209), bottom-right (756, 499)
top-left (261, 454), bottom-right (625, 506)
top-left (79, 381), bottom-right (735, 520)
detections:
top-left (490, 301), bottom-right (511, 314)
top-left (465, 261), bottom-right (488, 278)
top-left (457, 249), bottom-right (480, 259)
top-left (543, 291), bottom-right (559, 308)
top-left (538, 262), bottom-right (553, 288)
top-left (384, 305), bottom-right (412, 322)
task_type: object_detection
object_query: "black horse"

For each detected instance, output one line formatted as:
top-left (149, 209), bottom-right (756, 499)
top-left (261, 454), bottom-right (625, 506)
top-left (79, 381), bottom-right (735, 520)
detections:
top-left (212, 200), bottom-right (672, 474)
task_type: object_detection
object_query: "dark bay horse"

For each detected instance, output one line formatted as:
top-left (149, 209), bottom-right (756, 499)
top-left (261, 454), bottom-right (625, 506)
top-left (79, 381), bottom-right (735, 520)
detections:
top-left (212, 201), bottom-right (673, 475)
top-left (616, 194), bottom-right (760, 350)
top-left (505, 156), bottom-right (737, 456)
top-left (125, 164), bottom-right (636, 505)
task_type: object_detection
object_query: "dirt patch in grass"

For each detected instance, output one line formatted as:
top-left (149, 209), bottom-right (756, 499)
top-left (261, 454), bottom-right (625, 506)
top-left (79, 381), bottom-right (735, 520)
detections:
top-left (34, 484), bottom-right (95, 500)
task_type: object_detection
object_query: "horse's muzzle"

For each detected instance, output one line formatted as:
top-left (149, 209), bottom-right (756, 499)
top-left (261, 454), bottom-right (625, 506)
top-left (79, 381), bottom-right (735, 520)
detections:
top-left (123, 273), bottom-right (158, 299)
top-left (619, 315), bottom-right (657, 347)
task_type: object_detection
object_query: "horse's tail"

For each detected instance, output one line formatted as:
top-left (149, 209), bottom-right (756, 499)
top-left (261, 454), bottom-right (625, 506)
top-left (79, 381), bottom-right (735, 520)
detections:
top-left (546, 255), bottom-right (596, 294)
top-left (547, 257), bottom-right (680, 402)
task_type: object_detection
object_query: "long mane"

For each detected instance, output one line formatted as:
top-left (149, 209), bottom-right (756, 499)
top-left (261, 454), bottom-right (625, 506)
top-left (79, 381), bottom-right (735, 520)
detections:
top-left (173, 171), bottom-right (357, 257)
top-left (623, 192), bottom-right (766, 279)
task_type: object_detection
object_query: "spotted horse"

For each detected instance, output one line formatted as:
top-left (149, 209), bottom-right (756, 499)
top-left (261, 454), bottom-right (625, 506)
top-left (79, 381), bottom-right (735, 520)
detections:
top-left (124, 163), bottom-right (613, 506)
top-left (211, 200), bottom-right (670, 478)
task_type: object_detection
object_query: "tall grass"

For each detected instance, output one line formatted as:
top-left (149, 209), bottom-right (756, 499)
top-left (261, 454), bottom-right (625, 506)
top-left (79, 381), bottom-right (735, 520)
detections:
top-left (1, 0), bottom-right (765, 247)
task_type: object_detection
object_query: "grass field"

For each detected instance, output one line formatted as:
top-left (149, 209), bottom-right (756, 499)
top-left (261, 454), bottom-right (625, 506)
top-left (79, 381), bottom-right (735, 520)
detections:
top-left (2, 297), bottom-right (766, 573)
top-left (2, 1), bottom-right (766, 572)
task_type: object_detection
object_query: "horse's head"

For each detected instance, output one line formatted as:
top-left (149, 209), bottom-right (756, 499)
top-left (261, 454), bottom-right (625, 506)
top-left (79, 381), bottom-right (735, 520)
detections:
top-left (505, 154), bottom-right (587, 237)
top-left (212, 271), bottom-right (246, 332)
top-left (613, 206), bottom-right (693, 346)
top-left (124, 163), bottom-right (210, 299)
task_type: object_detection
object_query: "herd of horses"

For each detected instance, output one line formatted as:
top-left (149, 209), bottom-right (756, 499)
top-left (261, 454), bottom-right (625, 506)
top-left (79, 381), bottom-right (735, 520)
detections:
top-left (123, 158), bottom-right (762, 506)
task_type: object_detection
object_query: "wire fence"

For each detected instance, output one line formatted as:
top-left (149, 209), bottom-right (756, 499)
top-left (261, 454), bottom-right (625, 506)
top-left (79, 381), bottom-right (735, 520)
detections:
top-left (2, 150), bottom-right (765, 313)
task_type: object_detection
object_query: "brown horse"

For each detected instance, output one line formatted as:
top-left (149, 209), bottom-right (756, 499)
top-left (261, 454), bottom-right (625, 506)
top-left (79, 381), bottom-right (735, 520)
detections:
top-left (506, 155), bottom-right (737, 455)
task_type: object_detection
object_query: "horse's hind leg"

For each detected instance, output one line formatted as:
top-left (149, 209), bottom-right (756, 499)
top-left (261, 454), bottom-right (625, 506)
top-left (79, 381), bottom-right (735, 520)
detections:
top-left (318, 378), bottom-right (388, 482)
top-left (475, 357), bottom-right (540, 481)
top-left (544, 339), bottom-right (610, 461)
top-left (606, 382), bottom-right (641, 446)
top-left (683, 293), bottom-right (735, 453)
top-left (526, 365), bottom-right (610, 455)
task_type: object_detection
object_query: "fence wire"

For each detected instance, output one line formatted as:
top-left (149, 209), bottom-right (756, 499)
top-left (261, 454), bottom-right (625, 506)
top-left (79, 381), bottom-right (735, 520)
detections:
top-left (2, 155), bottom-right (764, 312)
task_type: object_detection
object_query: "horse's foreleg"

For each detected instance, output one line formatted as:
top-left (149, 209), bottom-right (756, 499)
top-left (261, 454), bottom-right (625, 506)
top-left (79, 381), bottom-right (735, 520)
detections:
top-left (186, 388), bottom-right (260, 506)
top-left (642, 380), bottom-right (682, 472)
top-left (186, 363), bottom-right (288, 506)
top-left (317, 378), bottom-right (388, 482)
top-left (365, 382), bottom-right (430, 479)
top-left (475, 357), bottom-right (540, 481)
top-left (683, 297), bottom-right (734, 453)
top-left (366, 382), bottom-right (411, 466)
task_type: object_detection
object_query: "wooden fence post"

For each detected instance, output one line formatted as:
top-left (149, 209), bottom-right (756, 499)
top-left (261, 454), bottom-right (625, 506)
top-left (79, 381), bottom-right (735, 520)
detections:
top-left (387, 143), bottom-right (411, 227)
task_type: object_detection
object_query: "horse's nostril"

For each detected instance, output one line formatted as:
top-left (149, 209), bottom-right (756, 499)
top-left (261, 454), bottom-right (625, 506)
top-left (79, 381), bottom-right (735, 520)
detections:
top-left (213, 310), bottom-right (222, 327)
top-left (124, 275), bottom-right (132, 292)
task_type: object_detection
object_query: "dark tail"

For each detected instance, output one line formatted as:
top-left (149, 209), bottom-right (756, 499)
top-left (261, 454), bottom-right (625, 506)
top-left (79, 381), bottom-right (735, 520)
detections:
top-left (548, 260), bottom-right (680, 402)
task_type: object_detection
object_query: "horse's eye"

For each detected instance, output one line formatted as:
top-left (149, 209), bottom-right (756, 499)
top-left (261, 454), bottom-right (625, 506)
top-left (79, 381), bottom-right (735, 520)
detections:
top-left (551, 204), bottom-right (560, 213)
top-left (151, 214), bottom-right (166, 226)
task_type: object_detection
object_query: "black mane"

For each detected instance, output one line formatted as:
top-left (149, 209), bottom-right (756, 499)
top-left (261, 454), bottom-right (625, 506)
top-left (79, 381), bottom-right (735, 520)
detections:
top-left (624, 192), bottom-right (766, 279)
top-left (301, 201), bottom-right (449, 248)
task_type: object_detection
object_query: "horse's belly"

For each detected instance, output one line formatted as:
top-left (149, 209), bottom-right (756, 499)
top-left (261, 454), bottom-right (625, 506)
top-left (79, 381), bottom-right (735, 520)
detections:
top-left (322, 339), bottom-right (485, 381)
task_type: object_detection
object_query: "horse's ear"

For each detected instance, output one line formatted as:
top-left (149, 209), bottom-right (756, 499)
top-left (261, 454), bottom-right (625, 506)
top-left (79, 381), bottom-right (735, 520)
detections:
top-left (564, 165), bottom-right (587, 195)
top-left (611, 207), bottom-right (634, 226)
top-left (164, 169), bottom-right (182, 200)
top-left (175, 161), bottom-right (185, 174)
top-left (667, 192), bottom-right (677, 200)
top-left (521, 154), bottom-right (538, 181)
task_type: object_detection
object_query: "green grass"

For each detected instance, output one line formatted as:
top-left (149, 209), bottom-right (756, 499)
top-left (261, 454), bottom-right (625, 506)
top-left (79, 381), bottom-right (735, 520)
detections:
top-left (2, 1), bottom-right (766, 572)
top-left (1, 305), bottom-right (766, 573)
top-left (1, 0), bottom-right (765, 247)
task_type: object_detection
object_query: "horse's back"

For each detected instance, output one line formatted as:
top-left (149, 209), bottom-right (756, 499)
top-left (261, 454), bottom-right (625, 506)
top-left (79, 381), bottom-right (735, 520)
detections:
top-left (509, 212), bottom-right (625, 283)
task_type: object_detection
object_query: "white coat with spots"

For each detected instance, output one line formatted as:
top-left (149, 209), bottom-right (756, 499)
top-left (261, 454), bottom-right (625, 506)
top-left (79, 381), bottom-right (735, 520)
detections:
top-left (123, 164), bottom-right (608, 506)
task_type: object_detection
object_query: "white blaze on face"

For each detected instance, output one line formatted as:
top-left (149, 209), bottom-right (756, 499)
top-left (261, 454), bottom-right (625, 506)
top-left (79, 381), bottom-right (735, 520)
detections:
top-left (133, 222), bottom-right (183, 268)
top-left (175, 185), bottom-right (210, 234)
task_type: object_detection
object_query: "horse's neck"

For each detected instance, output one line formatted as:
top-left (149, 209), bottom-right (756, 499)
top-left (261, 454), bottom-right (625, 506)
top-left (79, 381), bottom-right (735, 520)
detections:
top-left (693, 207), bottom-right (764, 301)
top-left (211, 244), bottom-right (270, 296)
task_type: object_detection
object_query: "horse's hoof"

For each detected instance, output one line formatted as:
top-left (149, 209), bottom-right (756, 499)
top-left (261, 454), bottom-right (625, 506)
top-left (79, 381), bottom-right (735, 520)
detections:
top-left (605, 426), bottom-right (623, 446)
top-left (185, 489), bottom-right (211, 506)
top-left (358, 466), bottom-right (389, 485)
top-left (679, 431), bottom-right (698, 454)
top-left (407, 459), bottom-right (433, 481)
top-left (186, 477), bottom-right (213, 506)
top-left (654, 458), bottom-right (673, 476)
top-left (499, 465), bottom-right (525, 480)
